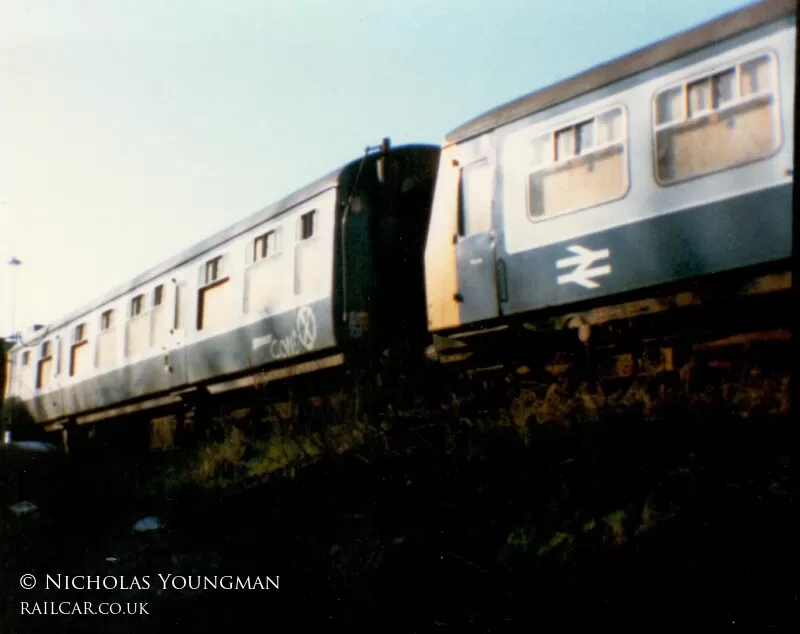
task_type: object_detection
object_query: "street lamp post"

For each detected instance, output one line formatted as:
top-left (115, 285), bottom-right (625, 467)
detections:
top-left (9, 256), bottom-right (22, 342)
top-left (2, 256), bottom-right (22, 444)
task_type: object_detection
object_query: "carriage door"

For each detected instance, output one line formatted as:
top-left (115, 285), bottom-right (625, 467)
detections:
top-left (168, 278), bottom-right (190, 388)
top-left (454, 159), bottom-right (500, 324)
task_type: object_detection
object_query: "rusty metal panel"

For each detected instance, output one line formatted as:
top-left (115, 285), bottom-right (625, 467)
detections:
top-left (424, 149), bottom-right (462, 331)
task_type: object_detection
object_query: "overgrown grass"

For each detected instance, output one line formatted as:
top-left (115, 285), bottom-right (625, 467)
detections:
top-left (148, 360), bottom-right (791, 501)
top-left (151, 394), bottom-right (378, 496)
top-left (2, 357), bottom-right (792, 632)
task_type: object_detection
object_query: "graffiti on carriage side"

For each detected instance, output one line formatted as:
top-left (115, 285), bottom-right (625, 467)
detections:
top-left (251, 305), bottom-right (318, 361)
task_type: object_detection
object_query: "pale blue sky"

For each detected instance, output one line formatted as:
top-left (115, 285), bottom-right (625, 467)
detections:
top-left (0, 0), bottom-right (756, 336)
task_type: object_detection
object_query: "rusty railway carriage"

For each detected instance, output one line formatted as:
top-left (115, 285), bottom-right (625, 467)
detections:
top-left (2, 144), bottom-right (440, 432)
top-left (425, 0), bottom-right (795, 355)
top-left (2, 0), bottom-right (795, 443)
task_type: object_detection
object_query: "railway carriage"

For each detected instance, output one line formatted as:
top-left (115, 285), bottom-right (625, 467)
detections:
top-left (2, 144), bottom-right (440, 431)
top-left (1, 0), bottom-right (795, 444)
top-left (425, 0), bottom-right (795, 356)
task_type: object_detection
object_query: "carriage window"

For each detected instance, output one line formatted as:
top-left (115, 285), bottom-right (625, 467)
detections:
top-left (36, 340), bottom-right (54, 389)
top-left (204, 257), bottom-right (221, 285)
top-left (100, 309), bottom-right (115, 330)
top-left (656, 87), bottom-right (683, 124)
top-left (295, 208), bottom-right (324, 296)
top-left (687, 78), bottom-right (711, 117)
top-left (555, 127), bottom-right (575, 161)
top-left (70, 322), bottom-right (89, 377)
top-left (130, 294), bottom-right (145, 317)
top-left (741, 56), bottom-right (772, 96)
top-left (653, 51), bottom-right (779, 184)
top-left (21, 351), bottom-right (30, 366)
top-left (245, 229), bottom-right (283, 313)
top-left (127, 293), bottom-right (150, 357)
top-left (198, 254), bottom-right (230, 331)
top-left (97, 309), bottom-right (117, 368)
top-left (299, 210), bottom-right (315, 241)
top-left (459, 160), bottom-right (493, 235)
top-left (253, 230), bottom-right (278, 262)
top-left (149, 284), bottom-right (167, 349)
top-left (713, 69), bottom-right (736, 108)
top-left (526, 105), bottom-right (628, 219)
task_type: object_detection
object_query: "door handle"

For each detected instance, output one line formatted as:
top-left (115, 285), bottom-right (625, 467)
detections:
top-left (496, 259), bottom-right (509, 303)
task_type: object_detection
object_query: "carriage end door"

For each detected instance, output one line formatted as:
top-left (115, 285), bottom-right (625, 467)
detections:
top-left (454, 159), bottom-right (501, 324)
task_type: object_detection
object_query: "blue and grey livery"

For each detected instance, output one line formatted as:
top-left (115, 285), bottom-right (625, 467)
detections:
top-left (3, 0), bottom-right (794, 436)
top-left (3, 144), bottom-right (440, 428)
top-left (424, 0), bottom-right (794, 334)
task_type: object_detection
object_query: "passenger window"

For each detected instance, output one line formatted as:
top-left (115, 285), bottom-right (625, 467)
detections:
top-left (204, 256), bottom-right (222, 285)
top-left (16, 349), bottom-right (35, 400)
top-left (150, 284), bottom-right (167, 349)
top-left (295, 209), bottom-right (322, 297)
top-left (70, 322), bottom-right (89, 377)
top-left (36, 340), bottom-right (54, 389)
top-left (459, 160), bottom-right (493, 235)
top-left (130, 294), bottom-right (145, 317)
top-left (197, 255), bottom-right (230, 332)
top-left (526, 105), bottom-right (628, 219)
top-left (126, 294), bottom-right (150, 358)
top-left (97, 309), bottom-right (117, 369)
top-left (253, 230), bottom-right (278, 263)
top-left (100, 309), bottom-right (115, 331)
top-left (245, 229), bottom-right (282, 313)
top-left (299, 210), bottom-right (316, 241)
top-left (653, 52), bottom-right (779, 184)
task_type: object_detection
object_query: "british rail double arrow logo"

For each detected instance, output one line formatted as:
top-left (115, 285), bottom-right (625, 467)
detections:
top-left (555, 245), bottom-right (612, 290)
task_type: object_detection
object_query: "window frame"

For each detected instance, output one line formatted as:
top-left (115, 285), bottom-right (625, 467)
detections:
top-left (294, 208), bottom-right (320, 297)
top-left (130, 294), bottom-right (146, 318)
top-left (69, 322), bottom-right (89, 377)
top-left (100, 309), bottom-right (115, 331)
top-left (35, 340), bottom-right (53, 389)
top-left (458, 158), bottom-right (494, 237)
top-left (204, 256), bottom-right (221, 286)
top-left (251, 228), bottom-right (281, 265)
top-left (73, 323), bottom-right (86, 344)
top-left (651, 48), bottom-right (782, 187)
top-left (153, 284), bottom-right (164, 307)
top-left (244, 226), bottom-right (283, 314)
top-left (200, 254), bottom-right (229, 289)
top-left (197, 253), bottom-right (231, 331)
top-left (298, 209), bottom-right (317, 242)
top-left (523, 104), bottom-right (630, 222)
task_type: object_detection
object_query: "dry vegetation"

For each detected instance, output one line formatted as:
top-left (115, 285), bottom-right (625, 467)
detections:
top-left (1, 353), bottom-right (793, 632)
